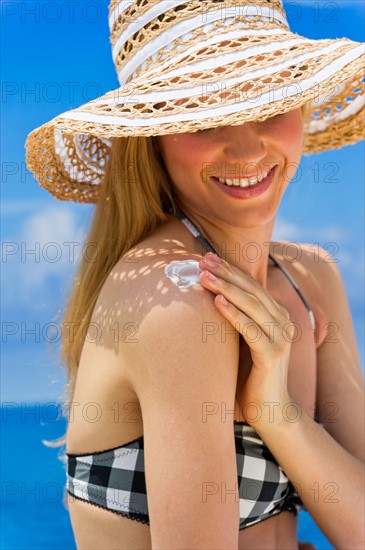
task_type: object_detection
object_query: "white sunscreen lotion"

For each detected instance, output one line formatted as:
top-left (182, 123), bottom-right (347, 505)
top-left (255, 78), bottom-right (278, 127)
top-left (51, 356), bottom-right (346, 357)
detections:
top-left (164, 260), bottom-right (202, 289)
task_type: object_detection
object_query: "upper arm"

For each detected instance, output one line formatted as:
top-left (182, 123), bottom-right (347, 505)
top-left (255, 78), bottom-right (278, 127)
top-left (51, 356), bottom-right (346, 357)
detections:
top-left (122, 257), bottom-right (240, 548)
top-left (314, 246), bottom-right (364, 463)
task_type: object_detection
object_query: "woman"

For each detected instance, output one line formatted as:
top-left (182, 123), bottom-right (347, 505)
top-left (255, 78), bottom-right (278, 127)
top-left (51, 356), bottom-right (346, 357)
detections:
top-left (25, 1), bottom-right (365, 548)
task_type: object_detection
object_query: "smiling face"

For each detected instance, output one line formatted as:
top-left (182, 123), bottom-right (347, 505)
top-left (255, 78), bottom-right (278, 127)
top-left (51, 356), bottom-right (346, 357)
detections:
top-left (156, 107), bottom-right (304, 228)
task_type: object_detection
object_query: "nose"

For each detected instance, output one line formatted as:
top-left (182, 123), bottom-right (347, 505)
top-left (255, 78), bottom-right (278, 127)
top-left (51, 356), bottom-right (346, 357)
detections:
top-left (222, 122), bottom-right (267, 169)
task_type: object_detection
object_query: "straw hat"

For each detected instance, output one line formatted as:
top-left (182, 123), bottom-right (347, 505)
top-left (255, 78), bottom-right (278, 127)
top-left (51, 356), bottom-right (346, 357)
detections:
top-left (25, 0), bottom-right (365, 204)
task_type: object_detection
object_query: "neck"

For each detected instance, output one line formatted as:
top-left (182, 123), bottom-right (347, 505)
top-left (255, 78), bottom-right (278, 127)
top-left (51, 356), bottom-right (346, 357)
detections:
top-left (171, 205), bottom-right (276, 289)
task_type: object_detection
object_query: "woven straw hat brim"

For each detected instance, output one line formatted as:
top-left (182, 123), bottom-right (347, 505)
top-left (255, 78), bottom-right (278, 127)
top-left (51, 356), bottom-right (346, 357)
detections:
top-left (25, 23), bottom-right (365, 203)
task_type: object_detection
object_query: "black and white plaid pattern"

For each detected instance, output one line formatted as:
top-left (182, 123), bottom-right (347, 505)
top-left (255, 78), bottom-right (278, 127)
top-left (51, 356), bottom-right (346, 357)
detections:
top-left (66, 422), bottom-right (306, 530)
top-left (67, 434), bottom-right (149, 524)
top-left (234, 421), bottom-right (304, 529)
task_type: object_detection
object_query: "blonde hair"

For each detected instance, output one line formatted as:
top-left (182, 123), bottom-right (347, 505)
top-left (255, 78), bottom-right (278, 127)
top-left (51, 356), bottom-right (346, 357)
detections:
top-left (48, 135), bottom-right (177, 453)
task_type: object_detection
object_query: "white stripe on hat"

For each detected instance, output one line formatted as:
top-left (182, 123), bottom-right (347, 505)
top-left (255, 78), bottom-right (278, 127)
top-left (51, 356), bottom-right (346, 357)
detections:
top-left (135, 27), bottom-right (290, 82)
top-left (110, 0), bottom-right (188, 50)
top-left (93, 39), bottom-right (352, 105)
top-left (114, 5), bottom-right (288, 84)
top-left (309, 93), bottom-right (364, 133)
top-left (56, 44), bottom-right (364, 127)
top-left (145, 37), bottom-right (322, 80)
top-left (108, 0), bottom-right (134, 31)
top-left (314, 76), bottom-right (351, 106)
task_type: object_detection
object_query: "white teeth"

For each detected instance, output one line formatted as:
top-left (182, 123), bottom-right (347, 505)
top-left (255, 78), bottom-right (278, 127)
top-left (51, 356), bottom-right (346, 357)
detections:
top-left (218, 171), bottom-right (270, 188)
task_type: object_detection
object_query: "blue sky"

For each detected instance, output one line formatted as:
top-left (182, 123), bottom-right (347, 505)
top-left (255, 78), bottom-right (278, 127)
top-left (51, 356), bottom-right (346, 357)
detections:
top-left (1, 0), bottom-right (364, 402)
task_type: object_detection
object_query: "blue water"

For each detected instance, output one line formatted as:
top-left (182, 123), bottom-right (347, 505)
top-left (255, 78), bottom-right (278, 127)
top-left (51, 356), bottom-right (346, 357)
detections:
top-left (1, 403), bottom-right (334, 549)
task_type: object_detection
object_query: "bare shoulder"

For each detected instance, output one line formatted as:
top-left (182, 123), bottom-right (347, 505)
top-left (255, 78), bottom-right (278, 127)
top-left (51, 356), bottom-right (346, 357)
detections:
top-left (94, 217), bottom-right (206, 326)
top-left (271, 239), bottom-right (328, 265)
top-left (94, 221), bottom-right (239, 390)
top-left (270, 239), bottom-right (333, 283)
top-left (270, 240), bottom-right (331, 344)
top-left (102, 222), bottom-right (210, 319)
top-left (273, 240), bottom-right (343, 308)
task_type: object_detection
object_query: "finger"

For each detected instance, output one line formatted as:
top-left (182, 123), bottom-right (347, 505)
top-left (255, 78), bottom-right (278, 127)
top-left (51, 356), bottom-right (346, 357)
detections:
top-left (199, 254), bottom-right (289, 322)
top-left (199, 271), bottom-right (284, 344)
top-left (207, 283), bottom-right (294, 365)
top-left (212, 292), bottom-right (290, 364)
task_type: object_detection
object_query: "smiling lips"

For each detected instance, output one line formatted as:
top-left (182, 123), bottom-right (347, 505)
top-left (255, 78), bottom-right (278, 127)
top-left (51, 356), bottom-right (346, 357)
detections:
top-left (216, 165), bottom-right (277, 188)
top-left (210, 164), bottom-right (278, 199)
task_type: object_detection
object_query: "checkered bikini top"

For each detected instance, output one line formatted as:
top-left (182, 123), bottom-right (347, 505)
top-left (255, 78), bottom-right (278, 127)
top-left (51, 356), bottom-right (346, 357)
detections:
top-left (66, 207), bottom-right (318, 530)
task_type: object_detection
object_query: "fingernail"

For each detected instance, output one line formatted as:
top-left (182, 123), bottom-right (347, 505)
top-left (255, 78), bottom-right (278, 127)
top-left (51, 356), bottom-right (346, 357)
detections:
top-left (207, 253), bottom-right (222, 263)
top-left (204, 257), bottom-right (218, 268)
top-left (203, 253), bottom-right (221, 267)
top-left (204, 270), bottom-right (217, 281)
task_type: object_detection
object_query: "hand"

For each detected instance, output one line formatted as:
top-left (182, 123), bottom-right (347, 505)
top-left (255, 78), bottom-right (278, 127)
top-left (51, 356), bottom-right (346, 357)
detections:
top-left (198, 252), bottom-right (295, 430)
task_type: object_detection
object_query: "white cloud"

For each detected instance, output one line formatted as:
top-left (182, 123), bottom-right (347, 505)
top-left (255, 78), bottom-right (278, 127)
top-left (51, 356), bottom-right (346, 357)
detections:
top-left (273, 217), bottom-right (353, 245)
top-left (272, 216), bottom-right (364, 303)
top-left (22, 207), bottom-right (86, 249)
top-left (2, 204), bottom-right (90, 308)
top-left (273, 215), bottom-right (361, 251)
top-left (1, 199), bottom-right (50, 217)
top-left (272, 217), bottom-right (303, 241)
